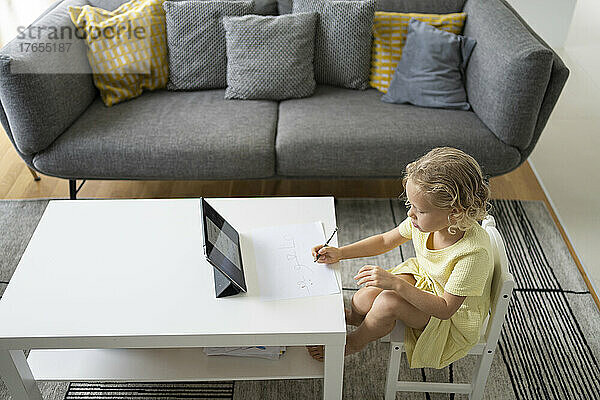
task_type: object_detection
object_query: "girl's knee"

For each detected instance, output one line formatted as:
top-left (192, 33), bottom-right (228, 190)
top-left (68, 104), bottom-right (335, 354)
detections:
top-left (371, 290), bottom-right (406, 319)
top-left (373, 290), bottom-right (430, 329)
top-left (352, 287), bottom-right (382, 314)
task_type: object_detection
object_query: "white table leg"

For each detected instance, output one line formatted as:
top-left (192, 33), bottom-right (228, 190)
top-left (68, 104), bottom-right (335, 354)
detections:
top-left (323, 344), bottom-right (344, 400)
top-left (0, 350), bottom-right (43, 400)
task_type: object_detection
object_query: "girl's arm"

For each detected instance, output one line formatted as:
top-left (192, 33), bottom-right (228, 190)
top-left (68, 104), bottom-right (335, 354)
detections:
top-left (354, 266), bottom-right (466, 320)
top-left (314, 227), bottom-right (410, 264)
top-left (340, 227), bottom-right (410, 260)
top-left (393, 278), bottom-right (466, 320)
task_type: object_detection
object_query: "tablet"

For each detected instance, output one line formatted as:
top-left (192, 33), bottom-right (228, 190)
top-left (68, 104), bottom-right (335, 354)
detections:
top-left (200, 198), bottom-right (247, 293)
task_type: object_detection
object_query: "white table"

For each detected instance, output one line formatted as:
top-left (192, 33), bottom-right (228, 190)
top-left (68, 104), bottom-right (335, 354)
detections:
top-left (0, 197), bottom-right (346, 400)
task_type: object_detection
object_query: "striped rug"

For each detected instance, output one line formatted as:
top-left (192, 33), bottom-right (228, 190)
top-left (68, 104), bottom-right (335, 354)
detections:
top-left (64, 382), bottom-right (234, 400)
top-left (490, 200), bottom-right (600, 399)
top-left (0, 199), bottom-right (599, 400)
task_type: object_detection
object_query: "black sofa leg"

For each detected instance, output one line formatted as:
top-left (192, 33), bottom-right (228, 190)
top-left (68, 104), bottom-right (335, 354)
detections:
top-left (69, 179), bottom-right (87, 199)
top-left (69, 180), bottom-right (77, 200)
top-left (28, 167), bottom-right (41, 181)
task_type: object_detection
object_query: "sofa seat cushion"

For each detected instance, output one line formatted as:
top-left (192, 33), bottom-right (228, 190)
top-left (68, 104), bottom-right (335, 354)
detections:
top-left (276, 85), bottom-right (521, 178)
top-left (33, 90), bottom-right (278, 180)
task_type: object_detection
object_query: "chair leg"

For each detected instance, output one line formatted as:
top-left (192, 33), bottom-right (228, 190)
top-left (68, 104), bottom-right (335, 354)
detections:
top-left (28, 167), bottom-right (40, 181)
top-left (385, 342), bottom-right (403, 400)
top-left (469, 350), bottom-right (495, 400)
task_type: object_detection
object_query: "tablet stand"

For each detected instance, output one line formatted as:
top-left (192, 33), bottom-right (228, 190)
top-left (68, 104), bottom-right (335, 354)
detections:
top-left (213, 266), bottom-right (243, 298)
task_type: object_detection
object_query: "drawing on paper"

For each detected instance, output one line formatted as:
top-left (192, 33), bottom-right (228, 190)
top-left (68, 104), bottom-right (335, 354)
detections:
top-left (250, 222), bottom-right (339, 301)
top-left (279, 233), bottom-right (316, 294)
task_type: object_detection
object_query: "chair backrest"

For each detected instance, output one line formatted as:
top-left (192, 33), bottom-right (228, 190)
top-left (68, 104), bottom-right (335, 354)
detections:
top-left (481, 216), bottom-right (515, 346)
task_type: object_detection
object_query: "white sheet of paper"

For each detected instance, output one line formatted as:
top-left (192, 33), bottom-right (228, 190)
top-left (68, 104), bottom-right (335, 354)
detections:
top-left (250, 222), bottom-right (340, 301)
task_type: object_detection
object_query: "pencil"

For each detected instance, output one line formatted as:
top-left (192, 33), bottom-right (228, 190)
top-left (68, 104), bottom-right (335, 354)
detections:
top-left (314, 227), bottom-right (338, 262)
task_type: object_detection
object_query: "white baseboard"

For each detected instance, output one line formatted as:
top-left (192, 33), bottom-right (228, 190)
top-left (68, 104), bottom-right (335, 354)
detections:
top-left (528, 160), bottom-right (600, 298)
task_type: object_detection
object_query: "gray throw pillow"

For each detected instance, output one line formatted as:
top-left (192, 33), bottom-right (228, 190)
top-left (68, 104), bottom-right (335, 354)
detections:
top-left (292, 0), bottom-right (376, 90)
top-left (223, 13), bottom-right (317, 100)
top-left (163, 0), bottom-right (254, 90)
top-left (382, 18), bottom-right (476, 110)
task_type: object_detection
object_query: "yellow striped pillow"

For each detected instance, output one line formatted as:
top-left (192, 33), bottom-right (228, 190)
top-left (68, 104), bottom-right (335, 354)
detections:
top-left (69, 0), bottom-right (168, 106)
top-left (370, 12), bottom-right (467, 93)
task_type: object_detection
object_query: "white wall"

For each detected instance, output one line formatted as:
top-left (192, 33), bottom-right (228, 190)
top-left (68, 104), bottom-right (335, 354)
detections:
top-left (528, 0), bottom-right (600, 294)
top-left (0, 0), bottom-right (54, 45)
top-left (506, 0), bottom-right (577, 48)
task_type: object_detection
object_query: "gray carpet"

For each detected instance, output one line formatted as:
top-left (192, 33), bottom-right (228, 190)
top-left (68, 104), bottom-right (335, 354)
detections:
top-left (0, 199), bottom-right (599, 399)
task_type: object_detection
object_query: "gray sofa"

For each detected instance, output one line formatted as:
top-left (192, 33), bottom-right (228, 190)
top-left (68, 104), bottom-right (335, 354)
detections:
top-left (0, 0), bottom-right (568, 199)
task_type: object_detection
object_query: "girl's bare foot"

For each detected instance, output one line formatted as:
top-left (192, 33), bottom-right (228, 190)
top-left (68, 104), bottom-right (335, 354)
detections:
top-left (306, 345), bottom-right (325, 362)
top-left (306, 336), bottom-right (364, 362)
top-left (306, 308), bottom-right (367, 361)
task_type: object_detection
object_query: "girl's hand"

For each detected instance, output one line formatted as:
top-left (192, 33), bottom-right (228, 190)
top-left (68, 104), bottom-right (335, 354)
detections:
top-left (312, 245), bottom-right (342, 264)
top-left (354, 265), bottom-right (399, 290)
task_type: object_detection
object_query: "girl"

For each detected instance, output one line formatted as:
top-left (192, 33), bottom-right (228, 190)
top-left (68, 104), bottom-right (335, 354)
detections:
top-left (307, 147), bottom-right (494, 369)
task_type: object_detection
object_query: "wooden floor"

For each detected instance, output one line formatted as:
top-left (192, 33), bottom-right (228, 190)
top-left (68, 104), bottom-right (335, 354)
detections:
top-left (1, 128), bottom-right (598, 309)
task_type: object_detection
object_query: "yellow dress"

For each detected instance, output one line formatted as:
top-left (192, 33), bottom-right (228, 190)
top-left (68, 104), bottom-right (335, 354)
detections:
top-left (386, 217), bottom-right (494, 369)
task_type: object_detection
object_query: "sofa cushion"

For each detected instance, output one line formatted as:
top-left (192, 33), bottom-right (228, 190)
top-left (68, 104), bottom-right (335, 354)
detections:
top-left (292, 0), bottom-right (376, 90)
top-left (376, 0), bottom-right (465, 13)
top-left (33, 90), bottom-right (278, 179)
top-left (163, 0), bottom-right (254, 91)
top-left (90, 0), bottom-right (277, 14)
top-left (276, 85), bottom-right (521, 178)
top-left (223, 12), bottom-right (317, 100)
top-left (254, 0), bottom-right (278, 15)
top-left (88, 0), bottom-right (129, 11)
top-left (278, 0), bottom-right (466, 15)
top-left (69, 0), bottom-right (169, 106)
top-left (381, 18), bottom-right (476, 110)
top-left (277, 0), bottom-right (292, 15)
top-left (370, 12), bottom-right (467, 93)
top-left (0, 0), bottom-right (97, 156)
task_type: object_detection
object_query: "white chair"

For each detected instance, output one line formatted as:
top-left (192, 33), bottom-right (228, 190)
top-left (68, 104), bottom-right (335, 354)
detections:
top-left (383, 215), bottom-right (515, 400)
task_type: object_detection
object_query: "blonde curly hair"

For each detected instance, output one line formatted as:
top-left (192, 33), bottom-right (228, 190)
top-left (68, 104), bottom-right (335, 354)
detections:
top-left (401, 147), bottom-right (491, 234)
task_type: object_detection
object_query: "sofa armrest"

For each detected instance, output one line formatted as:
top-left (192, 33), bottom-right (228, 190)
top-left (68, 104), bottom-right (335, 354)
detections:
top-left (495, 0), bottom-right (569, 160)
top-left (0, 0), bottom-right (97, 156)
top-left (463, 0), bottom-right (556, 152)
top-left (0, 99), bottom-right (35, 168)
